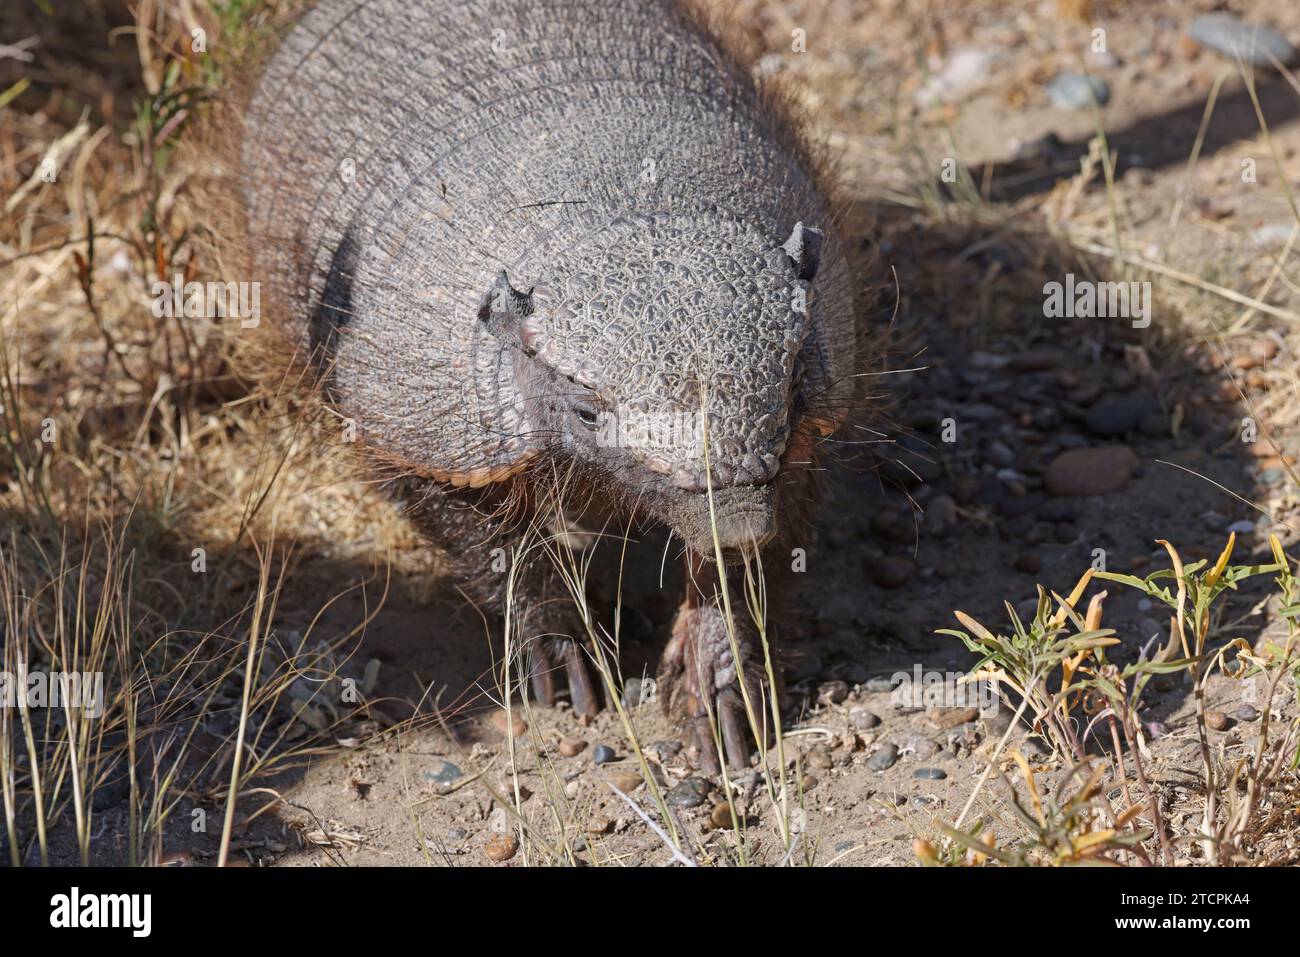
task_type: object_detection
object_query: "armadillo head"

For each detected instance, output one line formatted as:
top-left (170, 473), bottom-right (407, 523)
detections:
top-left (479, 212), bottom-right (829, 560)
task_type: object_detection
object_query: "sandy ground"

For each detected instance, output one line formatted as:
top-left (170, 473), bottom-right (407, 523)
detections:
top-left (6, 0), bottom-right (1300, 867)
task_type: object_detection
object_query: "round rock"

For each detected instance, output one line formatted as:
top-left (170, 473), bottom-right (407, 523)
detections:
top-left (666, 776), bottom-right (712, 808)
top-left (559, 737), bottom-right (588, 757)
top-left (867, 743), bottom-right (900, 771)
top-left (484, 832), bottom-right (519, 863)
top-left (1046, 72), bottom-right (1110, 110)
top-left (1044, 445), bottom-right (1139, 497)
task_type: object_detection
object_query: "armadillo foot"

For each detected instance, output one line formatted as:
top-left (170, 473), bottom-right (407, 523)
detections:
top-left (528, 636), bottom-right (599, 718)
top-left (662, 602), bottom-right (769, 773)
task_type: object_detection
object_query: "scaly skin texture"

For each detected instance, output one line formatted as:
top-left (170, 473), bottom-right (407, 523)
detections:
top-left (242, 0), bottom-right (862, 769)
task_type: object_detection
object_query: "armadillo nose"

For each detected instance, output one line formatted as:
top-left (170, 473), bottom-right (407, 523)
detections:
top-left (711, 506), bottom-right (777, 551)
top-left (677, 484), bottom-right (779, 560)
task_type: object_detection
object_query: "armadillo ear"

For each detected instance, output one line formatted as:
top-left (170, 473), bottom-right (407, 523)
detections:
top-left (781, 222), bottom-right (824, 281)
top-left (477, 270), bottom-right (534, 341)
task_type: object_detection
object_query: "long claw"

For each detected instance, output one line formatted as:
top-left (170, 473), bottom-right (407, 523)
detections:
top-left (718, 689), bottom-right (751, 770)
top-left (692, 717), bottom-right (721, 776)
top-left (563, 640), bottom-right (599, 717)
top-left (529, 641), bottom-right (558, 706)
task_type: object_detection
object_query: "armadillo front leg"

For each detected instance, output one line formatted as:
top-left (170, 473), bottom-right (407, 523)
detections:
top-left (397, 477), bottom-right (600, 717)
top-left (660, 553), bottom-right (778, 773)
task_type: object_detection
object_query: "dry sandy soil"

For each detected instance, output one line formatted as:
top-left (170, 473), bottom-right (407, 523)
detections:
top-left (4, 0), bottom-right (1300, 867)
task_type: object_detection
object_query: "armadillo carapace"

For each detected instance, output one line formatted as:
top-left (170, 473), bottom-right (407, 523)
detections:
top-left (242, 0), bottom-right (863, 770)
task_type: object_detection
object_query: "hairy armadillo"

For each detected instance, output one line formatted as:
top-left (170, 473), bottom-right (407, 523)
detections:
top-left (241, 0), bottom-right (865, 770)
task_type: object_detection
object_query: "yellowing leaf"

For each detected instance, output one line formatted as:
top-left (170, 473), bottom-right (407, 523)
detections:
top-left (1205, 533), bottom-right (1236, 590)
top-left (1083, 590), bottom-right (1106, 632)
top-left (1073, 829), bottom-right (1117, 853)
top-left (1050, 568), bottom-right (1095, 628)
top-left (954, 610), bottom-right (996, 644)
top-left (1270, 533), bottom-right (1288, 571)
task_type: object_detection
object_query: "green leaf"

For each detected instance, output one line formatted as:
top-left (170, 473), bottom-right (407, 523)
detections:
top-left (936, 824), bottom-right (1017, 865)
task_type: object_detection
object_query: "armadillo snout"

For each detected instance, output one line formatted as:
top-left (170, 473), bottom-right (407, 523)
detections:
top-left (670, 484), bottom-right (779, 559)
top-left (710, 506), bottom-right (777, 551)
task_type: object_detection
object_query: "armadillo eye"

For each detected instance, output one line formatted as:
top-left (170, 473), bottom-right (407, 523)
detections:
top-left (571, 397), bottom-right (601, 430)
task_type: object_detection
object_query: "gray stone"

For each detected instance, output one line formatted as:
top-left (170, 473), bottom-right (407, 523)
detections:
top-left (1046, 72), bottom-right (1110, 110)
top-left (1188, 13), bottom-right (1297, 67)
top-left (850, 708), bottom-right (881, 730)
top-left (867, 743), bottom-right (899, 771)
top-left (665, 776), bottom-right (711, 808)
top-left (424, 759), bottom-right (463, 785)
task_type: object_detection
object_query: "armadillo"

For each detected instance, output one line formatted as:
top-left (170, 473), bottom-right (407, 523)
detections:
top-left (241, 0), bottom-right (866, 770)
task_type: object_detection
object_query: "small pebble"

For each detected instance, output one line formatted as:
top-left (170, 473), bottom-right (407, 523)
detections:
top-left (491, 709), bottom-right (526, 738)
top-left (850, 708), bottom-right (881, 730)
top-left (1205, 710), bottom-right (1230, 732)
top-left (666, 776), bottom-right (711, 808)
top-left (424, 759), bottom-right (463, 785)
top-left (559, 737), bottom-right (588, 757)
top-left (1046, 72), bottom-right (1110, 110)
top-left (610, 772), bottom-right (642, 792)
top-left (867, 743), bottom-right (899, 771)
top-left (1045, 445), bottom-right (1139, 497)
top-left (710, 803), bottom-right (736, 829)
top-left (913, 767), bottom-right (947, 781)
top-left (905, 734), bottom-right (940, 760)
top-left (1234, 704), bottom-right (1260, 722)
top-left (484, 833), bottom-right (519, 863)
top-left (805, 746), bottom-right (833, 770)
top-left (592, 744), bottom-right (616, 764)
